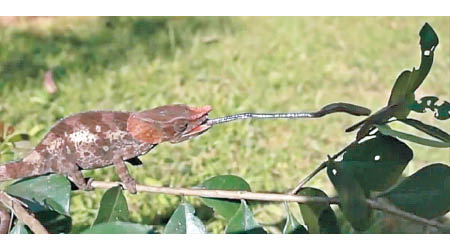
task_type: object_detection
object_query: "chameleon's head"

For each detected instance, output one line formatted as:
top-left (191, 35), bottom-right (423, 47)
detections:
top-left (127, 104), bottom-right (212, 144)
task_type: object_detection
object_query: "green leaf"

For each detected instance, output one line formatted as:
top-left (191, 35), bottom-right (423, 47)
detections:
top-left (282, 207), bottom-right (308, 234)
top-left (9, 222), bottom-right (31, 234)
top-left (380, 163), bottom-right (450, 219)
top-left (399, 119), bottom-right (450, 142)
top-left (410, 96), bottom-right (450, 120)
top-left (34, 209), bottom-right (72, 234)
top-left (298, 187), bottom-right (339, 234)
top-left (93, 186), bottom-right (129, 225)
top-left (387, 71), bottom-right (415, 119)
top-left (419, 23), bottom-right (439, 51)
top-left (376, 124), bottom-right (450, 148)
top-left (226, 200), bottom-right (266, 234)
top-left (317, 208), bottom-right (340, 234)
top-left (6, 174), bottom-right (71, 215)
top-left (387, 23), bottom-right (439, 119)
top-left (410, 96), bottom-right (439, 113)
top-left (5, 174), bottom-right (72, 234)
top-left (327, 161), bottom-right (372, 231)
top-left (82, 221), bottom-right (154, 234)
top-left (342, 134), bottom-right (413, 192)
top-left (200, 175), bottom-right (251, 220)
top-left (435, 101), bottom-right (450, 120)
top-left (164, 202), bottom-right (206, 234)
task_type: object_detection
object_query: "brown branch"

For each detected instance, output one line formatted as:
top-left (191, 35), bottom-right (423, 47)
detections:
top-left (91, 181), bottom-right (449, 230)
top-left (0, 191), bottom-right (48, 234)
top-left (0, 206), bottom-right (11, 234)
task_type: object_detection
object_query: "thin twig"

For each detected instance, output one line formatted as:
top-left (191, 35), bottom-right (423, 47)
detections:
top-left (289, 161), bottom-right (327, 195)
top-left (0, 191), bottom-right (48, 234)
top-left (289, 141), bottom-right (357, 194)
top-left (91, 181), bottom-right (449, 230)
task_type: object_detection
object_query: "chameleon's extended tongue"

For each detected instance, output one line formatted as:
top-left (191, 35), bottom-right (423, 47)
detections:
top-left (206, 102), bottom-right (371, 126)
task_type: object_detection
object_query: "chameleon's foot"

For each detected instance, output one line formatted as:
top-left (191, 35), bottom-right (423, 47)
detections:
top-left (68, 173), bottom-right (94, 191)
top-left (73, 178), bottom-right (94, 191)
top-left (121, 178), bottom-right (137, 194)
top-left (85, 178), bottom-right (94, 191)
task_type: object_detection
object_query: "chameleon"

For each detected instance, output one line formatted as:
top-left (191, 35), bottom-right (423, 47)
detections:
top-left (0, 102), bottom-right (371, 195)
top-left (0, 104), bottom-right (212, 194)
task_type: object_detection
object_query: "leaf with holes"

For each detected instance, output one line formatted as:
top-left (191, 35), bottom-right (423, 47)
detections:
top-left (410, 96), bottom-right (449, 120)
top-left (380, 163), bottom-right (450, 219)
top-left (93, 186), bottom-right (129, 225)
top-left (82, 221), bottom-right (154, 234)
top-left (435, 101), bottom-right (450, 120)
top-left (376, 124), bottom-right (450, 148)
top-left (226, 200), bottom-right (266, 234)
top-left (164, 202), bottom-right (206, 234)
top-left (200, 175), bottom-right (251, 220)
top-left (388, 23), bottom-right (439, 119)
top-left (283, 207), bottom-right (308, 234)
top-left (298, 187), bottom-right (339, 234)
top-left (410, 96), bottom-right (439, 113)
top-left (327, 161), bottom-right (372, 231)
top-left (341, 134), bottom-right (413, 192)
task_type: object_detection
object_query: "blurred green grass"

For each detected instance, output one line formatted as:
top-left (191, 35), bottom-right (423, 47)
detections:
top-left (0, 17), bottom-right (448, 233)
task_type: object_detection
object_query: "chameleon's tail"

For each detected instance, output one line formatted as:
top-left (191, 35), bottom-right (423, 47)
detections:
top-left (0, 159), bottom-right (42, 181)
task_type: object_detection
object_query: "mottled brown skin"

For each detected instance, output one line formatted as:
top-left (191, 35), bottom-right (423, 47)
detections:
top-left (0, 104), bottom-right (212, 194)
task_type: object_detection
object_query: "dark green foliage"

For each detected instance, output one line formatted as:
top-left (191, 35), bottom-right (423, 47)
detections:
top-left (200, 175), bottom-right (251, 220)
top-left (298, 188), bottom-right (339, 234)
top-left (164, 202), bottom-right (206, 234)
top-left (388, 23), bottom-right (439, 119)
top-left (410, 96), bottom-right (450, 120)
top-left (341, 134), bottom-right (413, 192)
top-left (6, 174), bottom-right (71, 215)
top-left (380, 164), bottom-right (450, 219)
top-left (348, 23), bottom-right (441, 141)
top-left (93, 186), bottom-right (129, 225)
top-left (82, 221), bottom-right (154, 234)
top-left (225, 200), bottom-right (266, 234)
top-left (317, 207), bottom-right (340, 234)
top-left (327, 162), bottom-right (372, 231)
top-left (5, 174), bottom-right (73, 233)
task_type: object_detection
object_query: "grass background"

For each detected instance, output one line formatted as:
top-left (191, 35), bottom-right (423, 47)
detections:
top-left (0, 17), bottom-right (449, 233)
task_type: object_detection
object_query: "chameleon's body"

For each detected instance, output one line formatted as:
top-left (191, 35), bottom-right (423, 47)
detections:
top-left (0, 104), bottom-right (212, 193)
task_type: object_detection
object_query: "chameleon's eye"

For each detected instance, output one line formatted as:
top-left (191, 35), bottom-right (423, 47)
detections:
top-left (174, 120), bottom-right (189, 133)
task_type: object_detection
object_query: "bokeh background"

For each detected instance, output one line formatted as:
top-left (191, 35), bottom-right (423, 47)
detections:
top-left (0, 17), bottom-right (448, 233)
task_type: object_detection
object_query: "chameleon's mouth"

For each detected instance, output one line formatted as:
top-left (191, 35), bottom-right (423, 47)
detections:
top-left (181, 115), bottom-right (211, 139)
top-left (176, 106), bottom-right (212, 142)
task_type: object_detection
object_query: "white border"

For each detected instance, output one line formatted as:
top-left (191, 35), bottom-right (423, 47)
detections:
top-left (1, 0), bottom-right (449, 16)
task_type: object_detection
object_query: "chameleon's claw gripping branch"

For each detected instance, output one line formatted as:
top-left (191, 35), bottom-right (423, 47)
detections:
top-left (206, 102), bottom-right (371, 126)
